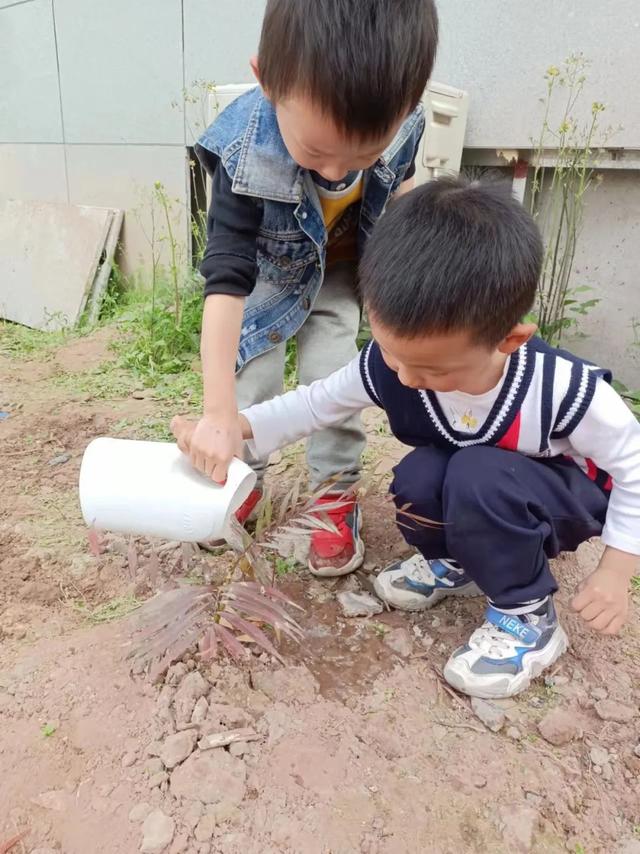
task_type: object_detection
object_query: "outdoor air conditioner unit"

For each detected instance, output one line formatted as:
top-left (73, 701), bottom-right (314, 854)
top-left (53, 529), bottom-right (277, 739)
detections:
top-left (208, 81), bottom-right (469, 184)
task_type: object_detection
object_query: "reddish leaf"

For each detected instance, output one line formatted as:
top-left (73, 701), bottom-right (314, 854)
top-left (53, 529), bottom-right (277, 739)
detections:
top-left (223, 594), bottom-right (304, 643)
top-left (0, 831), bottom-right (28, 854)
top-left (232, 581), bottom-right (303, 610)
top-left (214, 624), bottom-right (250, 661)
top-left (222, 609), bottom-right (285, 664)
top-left (198, 627), bottom-right (218, 661)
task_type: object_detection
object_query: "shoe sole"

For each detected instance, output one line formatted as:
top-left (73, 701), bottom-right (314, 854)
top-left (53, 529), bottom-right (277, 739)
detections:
top-left (308, 535), bottom-right (365, 578)
top-left (443, 625), bottom-right (569, 700)
top-left (372, 577), bottom-right (482, 612)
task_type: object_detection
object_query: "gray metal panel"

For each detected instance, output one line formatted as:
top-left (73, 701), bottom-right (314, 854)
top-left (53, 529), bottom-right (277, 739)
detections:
top-left (54, 0), bottom-right (184, 144)
top-left (183, 0), bottom-right (265, 144)
top-left (0, 0), bottom-right (63, 143)
top-left (433, 0), bottom-right (640, 149)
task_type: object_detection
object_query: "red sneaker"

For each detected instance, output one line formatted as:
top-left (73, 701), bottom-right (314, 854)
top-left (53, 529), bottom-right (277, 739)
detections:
top-left (308, 495), bottom-right (365, 577)
top-left (234, 489), bottom-right (263, 525)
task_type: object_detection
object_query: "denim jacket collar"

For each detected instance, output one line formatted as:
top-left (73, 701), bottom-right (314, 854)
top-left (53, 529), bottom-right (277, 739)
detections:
top-left (233, 91), bottom-right (424, 203)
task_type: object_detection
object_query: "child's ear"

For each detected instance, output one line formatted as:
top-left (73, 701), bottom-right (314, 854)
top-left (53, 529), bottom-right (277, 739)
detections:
top-left (498, 322), bottom-right (538, 355)
top-left (250, 56), bottom-right (261, 85)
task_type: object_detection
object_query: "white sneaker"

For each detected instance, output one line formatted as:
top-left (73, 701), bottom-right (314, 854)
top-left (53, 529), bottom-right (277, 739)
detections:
top-left (443, 599), bottom-right (569, 699)
top-left (373, 553), bottom-right (481, 611)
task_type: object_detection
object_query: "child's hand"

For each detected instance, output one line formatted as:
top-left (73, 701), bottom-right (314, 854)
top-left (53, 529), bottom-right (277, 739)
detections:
top-left (171, 413), bottom-right (243, 484)
top-left (170, 415), bottom-right (196, 454)
top-left (571, 548), bottom-right (637, 634)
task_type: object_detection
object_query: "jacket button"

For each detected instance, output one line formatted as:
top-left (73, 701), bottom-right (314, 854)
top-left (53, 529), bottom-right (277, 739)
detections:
top-left (268, 331), bottom-right (282, 344)
top-left (302, 297), bottom-right (311, 311)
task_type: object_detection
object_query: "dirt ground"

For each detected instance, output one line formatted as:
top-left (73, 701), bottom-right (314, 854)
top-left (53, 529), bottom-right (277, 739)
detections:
top-left (1, 330), bottom-right (640, 854)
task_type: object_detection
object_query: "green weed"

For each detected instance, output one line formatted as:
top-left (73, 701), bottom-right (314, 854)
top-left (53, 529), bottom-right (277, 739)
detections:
top-left (75, 595), bottom-right (142, 624)
top-left (274, 556), bottom-right (299, 577)
top-left (41, 723), bottom-right (57, 738)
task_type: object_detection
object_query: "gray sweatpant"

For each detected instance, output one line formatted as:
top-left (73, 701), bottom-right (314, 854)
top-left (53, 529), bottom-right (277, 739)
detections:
top-left (236, 261), bottom-right (366, 489)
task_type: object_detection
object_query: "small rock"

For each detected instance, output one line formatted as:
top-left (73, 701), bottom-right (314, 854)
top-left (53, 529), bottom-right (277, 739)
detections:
top-left (420, 634), bottom-right (435, 651)
top-left (538, 709), bottom-right (582, 746)
top-left (49, 452), bottom-right (71, 466)
top-left (129, 802), bottom-right (153, 823)
top-left (195, 814), bottom-right (217, 842)
top-left (141, 809), bottom-right (175, 853)
top-left (148, 772), bottom-right (169, 789)
top-left (146, 740), bottom-right (163, 757)
top-left (160, 730), bottom-right (197, 769)
top-left (146, 757), bottom-right (164, 775)
top-left (30, 789), bottom-right (66, 811)
top-left (169, 834), bottom-right (189, 854)
top-left (192, 696), bottom-right (209, 725)
top-left (591, 686), bottom-right (608, 701)
top-left (472, 774), bottom-right (487, 788)
top-left (471, 697), bottom-right (506, 733)
top-left (634, 744), bottom-right (640, 759)
top-left (229, 741), bottom-right (248, 757)
top-left (499, 805), bottom-right (539, 852)
top-left (337, 591), bottom-right (383, 618)
top-left (122, 751), bottom-right (137, 768)
top-left (182, 800), bottom-right (203, 830)
top-left (431, 616), bottom-right (441, 628)
top-left (383, 627), bottom-right (413, 658)
top-left (170, 750), bottom-right (246, 806)
top-left (507, 727), bottom-right (522, 740)
top-left (132, 390), bottom-right (147, 400)
top-left (166, 663), bottom-right (188, 686)
top-left (590, 746), bottom-right (611, 767)
top-left (173, 672), bottom-right (209, 725)
top-left (601, 763), bottom-right (614, 781)
top-left (595, 699), bottom-right (636, 723)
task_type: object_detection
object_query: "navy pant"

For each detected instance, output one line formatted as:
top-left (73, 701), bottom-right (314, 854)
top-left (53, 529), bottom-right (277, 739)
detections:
top-left (391, 446), bottom-right (609, 607)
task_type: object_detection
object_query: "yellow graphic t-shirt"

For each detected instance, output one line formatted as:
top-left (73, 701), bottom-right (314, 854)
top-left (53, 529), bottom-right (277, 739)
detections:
top-left (315, 172), bottom-right (363, 267)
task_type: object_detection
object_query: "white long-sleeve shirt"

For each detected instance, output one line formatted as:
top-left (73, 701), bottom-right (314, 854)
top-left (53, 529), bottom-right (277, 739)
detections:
top-left (242, 340), bottom-right (640, 556)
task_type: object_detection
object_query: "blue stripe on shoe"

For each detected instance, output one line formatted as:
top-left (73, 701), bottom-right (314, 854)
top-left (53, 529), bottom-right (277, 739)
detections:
top-left (485, 606), bottom-right (541, 645)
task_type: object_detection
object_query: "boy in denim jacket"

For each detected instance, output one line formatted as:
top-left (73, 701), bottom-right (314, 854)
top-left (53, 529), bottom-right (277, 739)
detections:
top-left (188, 0), bottom-right (439, 577)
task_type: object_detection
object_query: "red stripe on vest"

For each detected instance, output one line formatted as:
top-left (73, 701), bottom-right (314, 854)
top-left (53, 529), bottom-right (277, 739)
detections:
top-left (604, 475), bottom-right (613, 491)
top-left (586, 458), bottom-right (598, 481)
top-left (496, 411), bottom-right (521, 451)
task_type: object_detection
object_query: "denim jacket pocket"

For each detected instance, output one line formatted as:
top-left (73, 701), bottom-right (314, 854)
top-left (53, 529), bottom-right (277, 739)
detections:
top-left (256, 230), bottom-right (319, 285)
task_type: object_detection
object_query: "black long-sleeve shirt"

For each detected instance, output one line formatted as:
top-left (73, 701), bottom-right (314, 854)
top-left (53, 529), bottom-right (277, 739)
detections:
top-left (195, 143), bottom-right (417, 299)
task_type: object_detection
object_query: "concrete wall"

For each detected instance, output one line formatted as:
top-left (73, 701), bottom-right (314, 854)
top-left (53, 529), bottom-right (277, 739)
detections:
top-left (433, 0), bottom-right (640, 150)
top-left (0, 0), bottom-right (265, 274)
top-left (563, 170), bottom-right (640, 387)
top-left (1, 0), bottom-right (639, 378)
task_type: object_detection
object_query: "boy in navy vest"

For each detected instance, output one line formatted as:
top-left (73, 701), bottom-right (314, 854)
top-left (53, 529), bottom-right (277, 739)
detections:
top-left (174, 177), bottom-right (640, 698)
top-left (187, 0), bottom-right (438, 577)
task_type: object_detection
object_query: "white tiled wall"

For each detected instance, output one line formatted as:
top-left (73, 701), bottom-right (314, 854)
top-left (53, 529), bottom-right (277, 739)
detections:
top-left (0, 0), bottom-right (63, 142)
top-left (54, 0), bottom-right (185, 145)
top-left (66, 144), bottom-right (189, 274)
top-left (0, 143), bottom-right (68, 202)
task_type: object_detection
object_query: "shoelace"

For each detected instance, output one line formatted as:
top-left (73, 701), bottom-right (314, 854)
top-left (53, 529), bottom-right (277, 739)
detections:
top-left (471, 615), bottom-right (539, 659)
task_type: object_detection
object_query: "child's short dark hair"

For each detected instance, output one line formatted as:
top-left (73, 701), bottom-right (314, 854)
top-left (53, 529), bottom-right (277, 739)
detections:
top-left (360, 176), bottom-right (544, 346)
top-left (258, 0), bottom-right (438, 139)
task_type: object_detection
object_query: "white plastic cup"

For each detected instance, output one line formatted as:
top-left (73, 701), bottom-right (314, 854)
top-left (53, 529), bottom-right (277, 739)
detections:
top-left (79, 437), bottom-right (257, 543)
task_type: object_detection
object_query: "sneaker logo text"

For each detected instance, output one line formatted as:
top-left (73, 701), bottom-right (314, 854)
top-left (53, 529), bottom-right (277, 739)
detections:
top-left (498, 615), bottom-right (529, 640)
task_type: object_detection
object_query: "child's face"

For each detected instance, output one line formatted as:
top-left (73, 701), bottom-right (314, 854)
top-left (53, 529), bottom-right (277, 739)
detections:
top-left (370, 316), bottom-right (535, 395)
top-left (274, 93), bottom-right (404, 181)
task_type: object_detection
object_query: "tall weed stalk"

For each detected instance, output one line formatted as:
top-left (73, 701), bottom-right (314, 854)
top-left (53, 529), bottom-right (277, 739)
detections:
top-left (529, 55), bottom-right (611, 346)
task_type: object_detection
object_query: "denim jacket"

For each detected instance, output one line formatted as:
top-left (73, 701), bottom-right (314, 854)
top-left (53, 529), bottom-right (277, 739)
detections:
top-left (198, 87), bottom-right (425, 370)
